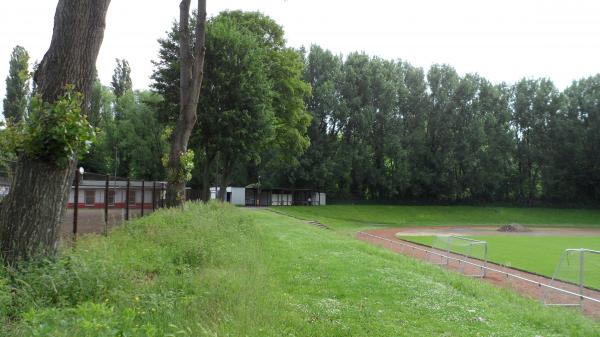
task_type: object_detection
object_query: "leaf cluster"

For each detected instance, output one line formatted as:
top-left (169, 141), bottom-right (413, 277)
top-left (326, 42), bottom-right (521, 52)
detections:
top-left (5, 85), bottom-right (95, 165)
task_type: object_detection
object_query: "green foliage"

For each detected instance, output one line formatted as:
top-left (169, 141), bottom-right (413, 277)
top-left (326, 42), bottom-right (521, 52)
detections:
top-left (110, 59), bottom-right (132, 99)
top-left (163, 149), bottom-right (195, 184)
top-left (79, 84), bottom-right (168, 180)
top-left (291, 45), bottom-right (600, 204)
top-left (0, 125), bottom-right (16, 171)
top-left (3, 45), bottom-right (30, 124)
top-left (195, 15), bottom-right (275, 184)
top-left (4, 86), bottom-right (95, 164)
top-left (111, 91), bottom-right (167, 179)
top-left (152, 11), bottom-right (311, 190)
top-left (225, 11), bottom-right (313, 176)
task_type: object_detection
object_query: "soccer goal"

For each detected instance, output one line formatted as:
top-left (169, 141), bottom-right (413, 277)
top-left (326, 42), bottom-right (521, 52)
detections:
top-left (542, 248), bottom-right (600, 308)
top-left (427, 235), bottom-right (488, 278)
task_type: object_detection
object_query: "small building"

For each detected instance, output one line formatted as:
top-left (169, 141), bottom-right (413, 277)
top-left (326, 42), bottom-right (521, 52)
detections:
top-left (210, 187), bottom-right (246, 206)
top-left (211, 186), bottom-right (326, 206)
top-left (67, 180), bottom-right (165, 209)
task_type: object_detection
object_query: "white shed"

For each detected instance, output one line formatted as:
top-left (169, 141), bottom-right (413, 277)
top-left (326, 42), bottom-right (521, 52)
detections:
top-left (210, 186), bottom-right (246, 206)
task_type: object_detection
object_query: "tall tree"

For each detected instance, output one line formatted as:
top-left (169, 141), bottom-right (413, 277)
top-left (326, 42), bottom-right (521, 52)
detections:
top-left (196, 18), bottom-right (274, 200)
top-left (3, 46), bottom-right (30, 124)
top-left (217, 12), bottom-right (311, 187)
top-left (111, 58), bottom-right (132, 99)
top-left (564, 76), bottom-right (600, 202)
top-left (0, 0), bottom-right (111, 264)
top-left (152, 10), bottom-right (310, 199)
top-left (165, 0), bottom-right (207, 206)
top-left (79, 78), bottom-right (114, 173)
top-left (290, 45), bottom-right (343, 192)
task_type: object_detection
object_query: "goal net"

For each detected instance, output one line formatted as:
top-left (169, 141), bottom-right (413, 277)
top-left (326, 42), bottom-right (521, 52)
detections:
top-left (542, 249), bottom-right (600, 307)
top-left (428, 235), bottom-right (488, 277)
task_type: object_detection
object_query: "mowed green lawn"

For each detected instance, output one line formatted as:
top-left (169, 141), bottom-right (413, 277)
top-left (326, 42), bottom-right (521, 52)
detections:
top-left (272, 205), bottom-right (600, 232)
top-left (399, 235), bottom-right (600, 289)
top-left (1, 203), bottom-right (598, 336)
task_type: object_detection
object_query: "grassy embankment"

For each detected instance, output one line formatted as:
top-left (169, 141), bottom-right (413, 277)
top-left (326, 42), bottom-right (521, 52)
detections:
top-left (272, 205), bottom-right (600, 232)
top-left (399, 235), bottom-right (600, 289)
top-left (0, 203), bottom-right (598, 336)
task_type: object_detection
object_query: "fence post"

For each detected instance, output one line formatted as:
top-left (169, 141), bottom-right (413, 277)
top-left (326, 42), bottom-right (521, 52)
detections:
top-left (104, 174), bottom-right (109, 236)
top-left (73, 170), bottom-right (79, 239)
top-left (152, 181), bottom-right (156, 212)
top-left (126, 178), bottom-right (130, 221)
top-left (141, 180), bottom-right (145, 217)
top-left (161, 182), bottom-right (165, 208)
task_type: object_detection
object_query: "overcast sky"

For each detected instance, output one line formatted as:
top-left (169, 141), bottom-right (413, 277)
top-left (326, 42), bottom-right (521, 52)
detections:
top-left (1, 0), bottom-right (600, 115)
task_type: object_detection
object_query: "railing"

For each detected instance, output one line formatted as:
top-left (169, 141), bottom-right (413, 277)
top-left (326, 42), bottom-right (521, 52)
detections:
top-left (359, 232), bottom-right (600, 306)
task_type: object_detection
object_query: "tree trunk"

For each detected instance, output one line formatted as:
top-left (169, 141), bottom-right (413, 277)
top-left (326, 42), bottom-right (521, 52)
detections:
top-left (218, 159), bottom-right (232, 202)
top-left (201, 152), bottom-right (215, 202)
top-left (0, 0), bottom-right (111, 265)
top-left (166, 0), bottom-right (207, 207)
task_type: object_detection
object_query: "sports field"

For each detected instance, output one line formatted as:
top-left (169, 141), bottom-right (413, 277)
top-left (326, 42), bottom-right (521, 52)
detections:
top-left (398, 235), bottom-right (600, 289)
top-left (275, 205), bottom-right (600, 310)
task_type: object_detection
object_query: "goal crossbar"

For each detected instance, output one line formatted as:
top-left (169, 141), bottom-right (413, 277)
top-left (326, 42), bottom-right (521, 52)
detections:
top-left (428, 235), bottom-right (488, 277)
top-left (542, 248), bottom-right (600, 308)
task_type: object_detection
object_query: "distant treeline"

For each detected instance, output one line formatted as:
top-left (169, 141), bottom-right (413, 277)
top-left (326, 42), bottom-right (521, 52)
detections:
top-left (4, 11), bottom-right (597, 205)
top-left (291, 46), bottom-right (600, 204)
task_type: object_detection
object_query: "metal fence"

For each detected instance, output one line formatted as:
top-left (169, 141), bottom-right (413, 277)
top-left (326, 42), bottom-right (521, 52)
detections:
top-left (65, 171), bottom-right (167, 238)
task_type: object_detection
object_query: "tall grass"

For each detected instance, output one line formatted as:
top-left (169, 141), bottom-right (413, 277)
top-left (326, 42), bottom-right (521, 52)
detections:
top-left (0, 203), bottom-right (598, 336)
top-left (0, 202), bottom-right (267, 336)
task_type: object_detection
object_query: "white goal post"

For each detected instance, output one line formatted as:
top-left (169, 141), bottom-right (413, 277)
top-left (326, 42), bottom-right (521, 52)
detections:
top-left (542, 248), bottom-right (600, 308)
top-left (428, 235), bottom-right (488, 278)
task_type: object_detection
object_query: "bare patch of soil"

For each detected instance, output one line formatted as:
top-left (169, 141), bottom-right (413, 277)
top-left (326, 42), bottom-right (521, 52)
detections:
top-left (498, 223), bottom-right (530, 232)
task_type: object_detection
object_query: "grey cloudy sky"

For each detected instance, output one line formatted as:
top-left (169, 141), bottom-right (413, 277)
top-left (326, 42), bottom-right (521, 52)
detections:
top-left (1, 0), bottom-right (600, 113)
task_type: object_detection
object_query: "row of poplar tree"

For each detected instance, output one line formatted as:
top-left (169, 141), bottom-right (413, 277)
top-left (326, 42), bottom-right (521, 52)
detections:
top-left (3, 11), bottom-right (600, 204)
top-left (297, 49), bottom-right (600, 204)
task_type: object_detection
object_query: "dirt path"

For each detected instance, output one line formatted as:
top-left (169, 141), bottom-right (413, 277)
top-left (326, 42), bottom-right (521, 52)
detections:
top-left (358, 228), bottom-right (600, 319)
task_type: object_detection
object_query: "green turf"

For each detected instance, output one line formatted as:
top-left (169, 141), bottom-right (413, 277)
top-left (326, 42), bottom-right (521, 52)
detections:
top-left (1, 203), bottom-right (598, 336)
top-left (399, 235), bottom-right (600, 290)
top-left (272, 205), bottom-right (600, 232)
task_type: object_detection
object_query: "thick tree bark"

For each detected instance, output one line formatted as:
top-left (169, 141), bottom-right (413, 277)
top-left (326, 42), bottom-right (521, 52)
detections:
top-left (0, 0), bottom-right (111, 265)
top-left (166, 0), bottom-right (207, 207)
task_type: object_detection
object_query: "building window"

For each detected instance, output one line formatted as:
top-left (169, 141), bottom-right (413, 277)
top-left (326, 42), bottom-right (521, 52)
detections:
top-left (107, 190), bottom-right (115, 206)
top-left (128, 190), bottom-right (136, 205)
top-left (84, 190), bottom-right (95, 206)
